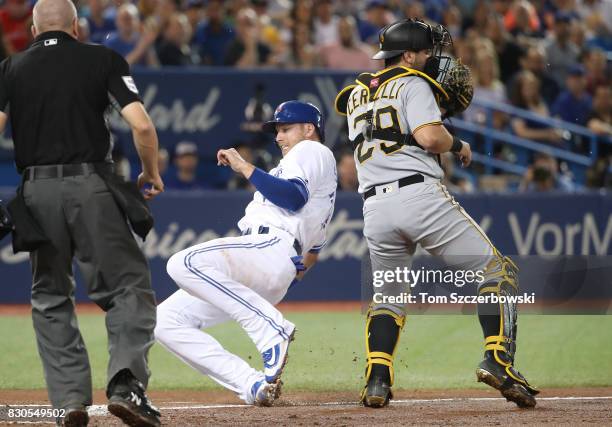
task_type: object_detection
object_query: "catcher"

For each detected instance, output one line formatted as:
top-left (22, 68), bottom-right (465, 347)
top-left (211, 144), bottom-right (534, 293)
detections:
top-left (335, 18), bottom-right (539, 408)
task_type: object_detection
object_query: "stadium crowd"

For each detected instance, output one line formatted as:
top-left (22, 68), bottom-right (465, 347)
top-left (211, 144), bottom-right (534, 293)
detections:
top-left (0, 0), bottom-right (610, 191)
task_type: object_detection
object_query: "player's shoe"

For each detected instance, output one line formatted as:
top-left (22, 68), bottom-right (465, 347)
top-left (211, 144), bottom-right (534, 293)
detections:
top-left (361, 376), bottom-right (393, 408)
top-left (107, 369), bottom-right (161, 427)
top-left (262, 330), bottom-right (295, 383)
top-left (250, 380), bottom-right (281, 407)
top-left (476, 354), bottom-right (539, 408)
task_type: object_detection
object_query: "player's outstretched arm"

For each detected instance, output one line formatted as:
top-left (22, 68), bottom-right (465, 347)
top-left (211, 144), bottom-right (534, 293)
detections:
top-left (217, 148), bottom-right (308, 211)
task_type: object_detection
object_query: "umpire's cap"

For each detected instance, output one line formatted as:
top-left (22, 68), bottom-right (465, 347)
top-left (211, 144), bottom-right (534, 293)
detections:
top-left (262, 100), bottom-right (325, 142)
top-left (373, 18), bottom-right (443, 59)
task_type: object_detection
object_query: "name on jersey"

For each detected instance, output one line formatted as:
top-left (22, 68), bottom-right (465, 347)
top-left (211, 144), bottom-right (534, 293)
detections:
top-left (347, 81), bottom-right (406, 115)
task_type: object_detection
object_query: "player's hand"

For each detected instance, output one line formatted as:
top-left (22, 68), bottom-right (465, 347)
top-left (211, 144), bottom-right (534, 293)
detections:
top-left (456, 141), bottom-right (472, 168)
top-left (138, 171), bottom-right (164, 200)
top-left (217, 148), bottom-right (255, 178)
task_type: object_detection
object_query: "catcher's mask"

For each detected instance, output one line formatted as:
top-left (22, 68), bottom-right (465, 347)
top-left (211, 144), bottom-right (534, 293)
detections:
top-left (373, 18), bottom-right (453, 82)
top-left (262, 100), bottom-right (325, 142)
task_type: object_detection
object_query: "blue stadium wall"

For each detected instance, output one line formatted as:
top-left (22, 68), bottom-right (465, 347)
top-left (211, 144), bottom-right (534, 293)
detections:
top-left (0, 190), bottom-right (610, 303)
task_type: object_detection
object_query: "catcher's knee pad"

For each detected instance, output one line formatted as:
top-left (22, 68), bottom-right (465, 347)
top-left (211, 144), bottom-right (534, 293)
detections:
top-left (364, 307), bottom-right (406, 386)
top-left (477, 255), bottom-right (519, 367)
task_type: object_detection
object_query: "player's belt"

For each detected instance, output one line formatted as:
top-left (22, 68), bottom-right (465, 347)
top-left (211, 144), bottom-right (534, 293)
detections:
top-left (362, 174), bottom-right (425, 201)
top-left (242, 225), bottom-right (302, 255)
top-left (24, 162), bottom-right (114, 181)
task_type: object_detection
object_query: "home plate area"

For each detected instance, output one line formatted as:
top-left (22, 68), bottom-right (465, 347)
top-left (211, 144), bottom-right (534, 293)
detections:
top-left (1, 388), bottom-right (611, 426)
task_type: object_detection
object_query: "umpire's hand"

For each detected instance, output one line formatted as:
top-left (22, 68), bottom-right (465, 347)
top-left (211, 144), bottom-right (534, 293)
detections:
top-left (138, 171), bottom-right (164, 200)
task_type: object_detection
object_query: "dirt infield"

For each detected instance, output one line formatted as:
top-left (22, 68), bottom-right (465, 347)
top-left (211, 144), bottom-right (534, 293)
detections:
top-left (1, 388), bottom-right (611, 426)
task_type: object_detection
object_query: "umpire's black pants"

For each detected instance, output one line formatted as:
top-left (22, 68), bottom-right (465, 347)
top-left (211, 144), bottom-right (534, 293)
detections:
top-left (23, 167), bottom-right (156, 409)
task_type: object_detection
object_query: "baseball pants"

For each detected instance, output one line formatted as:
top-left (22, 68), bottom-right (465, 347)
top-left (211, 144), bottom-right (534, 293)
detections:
top-left (24, 172), bottom-right (157, 409)
top-left (155, 231), bottom-right (297, 403)
top-left (363, 178), bottom-right (496, 315)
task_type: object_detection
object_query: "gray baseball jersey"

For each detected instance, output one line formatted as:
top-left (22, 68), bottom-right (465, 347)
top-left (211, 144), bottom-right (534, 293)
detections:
top-left (346, 75), bottom-right (444, 193)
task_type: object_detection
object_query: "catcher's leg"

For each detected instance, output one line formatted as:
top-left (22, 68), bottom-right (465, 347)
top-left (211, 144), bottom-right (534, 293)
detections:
top-left (418, 183), bottom-right (538, 408)
top-left (476, 255), bottom-right (539, 408)
top-left (361, 306), bottom-right (406, 408)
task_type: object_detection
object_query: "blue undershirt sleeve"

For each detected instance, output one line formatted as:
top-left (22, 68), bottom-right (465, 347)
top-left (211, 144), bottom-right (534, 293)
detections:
top-left (248, 168), bottom-right (309, 212)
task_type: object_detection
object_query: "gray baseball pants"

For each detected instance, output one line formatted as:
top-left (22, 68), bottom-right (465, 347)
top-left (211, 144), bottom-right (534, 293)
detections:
top-left (23, 170), bottom-right (156, 409)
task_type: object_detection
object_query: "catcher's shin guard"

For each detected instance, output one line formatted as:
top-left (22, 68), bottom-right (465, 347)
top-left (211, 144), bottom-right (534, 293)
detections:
top-left (476, 255), bottom-right (539, 408)
top-left (360, 308), bottom-right (405, 408)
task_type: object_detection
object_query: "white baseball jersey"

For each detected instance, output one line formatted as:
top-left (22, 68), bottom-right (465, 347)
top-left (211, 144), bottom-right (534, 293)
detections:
top-left (156, 138), bottom-right (337, 405)
top-left (346, 74), bottom-right (444, 193)
top-left (238, 139), bottom-right (338, 253)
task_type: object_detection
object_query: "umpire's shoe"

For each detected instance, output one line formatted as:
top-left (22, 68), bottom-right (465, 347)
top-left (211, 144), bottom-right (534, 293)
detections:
top-left (262, 330), bottom-right (295, 383)
top-left (361, 376), bottom-right (392, 408)
top-left (56, 406), bottom-right (89, 427)
top-left (107, 369), bottom-right (161, 427)
top-left (476, 354), bottom-right (539, 408)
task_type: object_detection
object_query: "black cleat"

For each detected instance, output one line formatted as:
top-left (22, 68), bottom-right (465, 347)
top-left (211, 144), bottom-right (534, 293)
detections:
top-left (476, 355), bottom-right (539, 408)
top-left (361, 376), bottom-right (393, 408)
top-left (107, 370), bottom-right (161, 427)
top-left (57, 406), bottom-right (89, 427)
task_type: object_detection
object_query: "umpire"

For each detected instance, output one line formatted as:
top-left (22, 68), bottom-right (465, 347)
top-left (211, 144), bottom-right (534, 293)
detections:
top-left (0, 0), bottom-right (164, 426)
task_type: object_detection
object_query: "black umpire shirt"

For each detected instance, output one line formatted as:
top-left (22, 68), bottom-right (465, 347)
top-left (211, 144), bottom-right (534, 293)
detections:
top-left (0, 31), bottom-right (141, 173)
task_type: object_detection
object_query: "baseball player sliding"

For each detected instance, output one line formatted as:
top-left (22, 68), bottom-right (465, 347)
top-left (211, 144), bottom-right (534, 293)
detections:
top-left (155, 101), bottom-right (337, 406)
top-left (335, 19), bottom-right (539, 408)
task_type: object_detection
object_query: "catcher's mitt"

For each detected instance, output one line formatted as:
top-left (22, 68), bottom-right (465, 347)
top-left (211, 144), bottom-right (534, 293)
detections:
top-left (439, 59), bottom-right (473, 117)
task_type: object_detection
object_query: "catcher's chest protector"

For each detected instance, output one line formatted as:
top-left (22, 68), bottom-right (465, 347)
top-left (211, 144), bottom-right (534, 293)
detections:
top-left (335, 66), bottom-right (449, 192)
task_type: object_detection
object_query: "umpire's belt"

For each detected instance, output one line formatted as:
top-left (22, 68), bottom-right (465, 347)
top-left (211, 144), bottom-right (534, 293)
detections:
top-left (242, 225), bottom-right (302, 255)
top-left (24, 162), bottom-right (114, 181)
top-left (362, 174), bottom-right (425, 201)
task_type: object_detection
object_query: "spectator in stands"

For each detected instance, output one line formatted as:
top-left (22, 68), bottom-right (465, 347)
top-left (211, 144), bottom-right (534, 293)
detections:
top-left (510, 70), bottom-right (568, 146)
top-left (165, 142), bottom-right (205, 190)
top-left (157, 13), bottom-right (197, 65)
top-left (320, 15), bottom-right (377, 71)
top-left (484, 13), bottom-right (523, 84)
top-left (504, 0), bottom-right (542, 40)
top-left (85, 0), bottom-right (116, 44)
top-left (519, 153), bottom-right (575, 192)
top-left (551, 65), bottom-right (593, 126)
top-left (193, 0), bottom-right (235, 66)
top-left (185, 0), bottom-right (205, 43)
top-left (77, 17), bottom-right (91, 43)
top-left (463, 48), bottom-right (507, 129)
top-left (587, 86), bottom-right (612, 137)
top-left (283, 22), bottom-right (318, 68)
top-left (582, 49), bottom-right (609, 96)
top-left (441, 3), bottom-right (463, 40)
top-left (511, 44), bottom-right (559, 107)
top-left (586, 155), bottom-right (612, 189)
top-left (104, 3), bottom-right (159, 66)
top-left (0, 0), bottom-right (32, 52)
top-left (402, 1), bottom-right (426, 21)
top-left (462, 0), bottom-right (491, 35)
top-left (358, 0), bottom-right (389, 45)
top-left (543, 11), bottom-right (580, 87)
top-left (224, 7), bottom-right (272, 67)
top-left (312, 0), bottom-right (338, 47)
top-left (336, 149), bottom-right (358, 192)
top-left (291, 0), bottom-right (314, 28)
